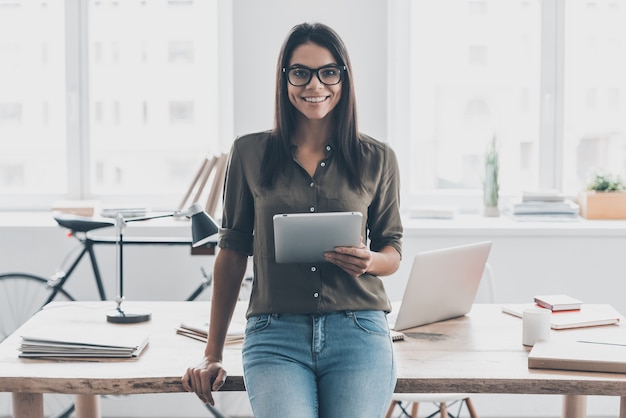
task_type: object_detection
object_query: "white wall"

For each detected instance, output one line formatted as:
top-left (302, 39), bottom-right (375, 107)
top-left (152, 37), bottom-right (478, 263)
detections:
top-left (231, 0), bottom-right (389, 140)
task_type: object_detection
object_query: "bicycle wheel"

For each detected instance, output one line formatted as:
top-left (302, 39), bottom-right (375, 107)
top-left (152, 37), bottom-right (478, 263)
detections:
top-left (0, 273), bottom-right (75, 418)
top-left (0, 273), bottom-right (75, 341)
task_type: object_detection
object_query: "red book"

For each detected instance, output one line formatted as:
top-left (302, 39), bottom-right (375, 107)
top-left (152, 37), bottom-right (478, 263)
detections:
top-left (534, 294), bottom-right (583, 311)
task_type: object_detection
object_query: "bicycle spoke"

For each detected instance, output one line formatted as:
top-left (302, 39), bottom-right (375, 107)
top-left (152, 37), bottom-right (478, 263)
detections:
top-left (0, 274), bottom-right (73, 341)
top-left (0, 276), bottom-right (42, 340)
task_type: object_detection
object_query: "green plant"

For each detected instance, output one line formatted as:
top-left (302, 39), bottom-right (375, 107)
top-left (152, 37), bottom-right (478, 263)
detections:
top-left (586, 172), bottom-right (626, 192)
top-left (483, 135), bottom-right (499, 207)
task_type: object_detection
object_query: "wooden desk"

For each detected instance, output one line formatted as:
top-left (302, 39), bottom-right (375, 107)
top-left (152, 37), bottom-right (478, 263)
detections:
top-left (0, 301), bottom-right (244, 418)
top-left (2, 302), bottom-right (626, 418)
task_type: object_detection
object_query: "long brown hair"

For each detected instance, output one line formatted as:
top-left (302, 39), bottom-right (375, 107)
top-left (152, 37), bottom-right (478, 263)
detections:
top-left (260, 22), bottom-right (363, 190)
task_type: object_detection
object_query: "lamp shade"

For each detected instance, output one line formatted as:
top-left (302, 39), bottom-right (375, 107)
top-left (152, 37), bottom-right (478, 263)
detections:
top-left (189, 204), bottom-right (220, 247)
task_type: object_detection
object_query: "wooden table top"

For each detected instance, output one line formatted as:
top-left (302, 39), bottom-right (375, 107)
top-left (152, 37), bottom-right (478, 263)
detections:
top-left (394, 304), bottom-right (626, 396)
top-left (2, 301), bottom-right (626, 397)
top-left (0, 301), bottom-right (244, 395)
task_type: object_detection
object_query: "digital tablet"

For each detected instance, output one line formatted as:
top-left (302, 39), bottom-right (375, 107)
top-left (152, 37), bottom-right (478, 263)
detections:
top-left (273, 212), bottom-right (363, 263)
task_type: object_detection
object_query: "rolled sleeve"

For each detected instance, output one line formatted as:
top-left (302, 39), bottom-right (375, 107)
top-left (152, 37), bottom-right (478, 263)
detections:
top-left (218, 137), bottom-right (255, 256)
top-left (367, 144), bottom-right (403, 258)
top-left (218, 228), bottom-right (253, 256)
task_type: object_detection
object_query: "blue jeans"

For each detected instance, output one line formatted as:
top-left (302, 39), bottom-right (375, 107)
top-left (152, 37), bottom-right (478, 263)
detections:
top-left (242, 310), bottom-right (396, 418)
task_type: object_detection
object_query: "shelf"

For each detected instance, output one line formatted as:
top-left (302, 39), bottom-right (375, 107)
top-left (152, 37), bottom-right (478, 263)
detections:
top-left (402, 214), bottom-right (626, 238)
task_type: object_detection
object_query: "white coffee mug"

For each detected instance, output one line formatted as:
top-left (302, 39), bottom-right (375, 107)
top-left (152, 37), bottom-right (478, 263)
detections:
top-left (522, 307), bottom-right (551, 346)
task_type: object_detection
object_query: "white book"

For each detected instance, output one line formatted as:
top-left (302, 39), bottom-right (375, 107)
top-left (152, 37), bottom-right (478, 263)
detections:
top-left (529, 339), bottom-right (626, 373)
top-left (522, 190), bottom-right (566, 202)
top-left (502, 303), bottom-right (621, 330)
top-left (505, 199), bottom-right (580, 215)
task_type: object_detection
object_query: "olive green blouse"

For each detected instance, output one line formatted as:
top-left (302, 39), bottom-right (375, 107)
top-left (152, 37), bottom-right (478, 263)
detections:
top-left (217, 130), bottom-right (403, 317)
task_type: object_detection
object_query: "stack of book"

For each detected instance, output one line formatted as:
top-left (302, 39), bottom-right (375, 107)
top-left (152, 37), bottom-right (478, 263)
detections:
top-left (504, 191), bottom-right (580, 221)
top-left (501, 294), bottom-right (622, 330)
top-left (526, 294), bottom-right (626, 374)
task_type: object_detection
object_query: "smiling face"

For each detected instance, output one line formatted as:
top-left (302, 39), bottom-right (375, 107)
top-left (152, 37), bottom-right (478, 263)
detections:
top-left (287, 42), bottom-right (342, 122)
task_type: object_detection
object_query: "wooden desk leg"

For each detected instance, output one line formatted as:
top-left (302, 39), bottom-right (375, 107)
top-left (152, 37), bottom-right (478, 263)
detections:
top-left (12, 392), bottom-right (43, 418)
top-left (75, 394), bottom-right (101, 418)
top-left (562, 395), bottom-right (587, 418)
top-left (619, 396), bottom-right (626, 418)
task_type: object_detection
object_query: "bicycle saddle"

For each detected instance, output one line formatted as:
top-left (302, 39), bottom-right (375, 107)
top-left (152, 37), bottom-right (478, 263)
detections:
top-left (54, 214), bottom-right (115, 233)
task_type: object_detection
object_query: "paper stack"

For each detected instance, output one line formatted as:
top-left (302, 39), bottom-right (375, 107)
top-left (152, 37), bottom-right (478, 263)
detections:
top-left (176, 320), bottom-right (245, 344)
top-left (19, 326), bottom-right (149, 359)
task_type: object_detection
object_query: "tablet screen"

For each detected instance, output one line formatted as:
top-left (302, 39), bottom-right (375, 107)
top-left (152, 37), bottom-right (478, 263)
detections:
top-left (273, 212), bottom-right (363, 263)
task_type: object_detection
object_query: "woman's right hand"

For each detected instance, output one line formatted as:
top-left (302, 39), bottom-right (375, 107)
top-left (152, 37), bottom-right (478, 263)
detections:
top-left (181, 356), bottom-right (228, 406)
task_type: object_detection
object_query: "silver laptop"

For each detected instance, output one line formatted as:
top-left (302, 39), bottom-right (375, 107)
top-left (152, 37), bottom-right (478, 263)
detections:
top-left (388, 241), bottom-right (492, 331)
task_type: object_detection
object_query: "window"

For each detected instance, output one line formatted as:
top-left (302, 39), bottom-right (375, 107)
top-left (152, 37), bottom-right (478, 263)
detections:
top-left (404, 0), bottom-right (626, 211)
top-left (0, 0), bottom-right (221, 210)
top-left (408, 0), bottom-right (541, 202)
top-left (562, 0), bottom-right (626, 192)
top-left (0, 1), bottom-right (67, 199)
top-left (87, 0), bottom-right (219, 204)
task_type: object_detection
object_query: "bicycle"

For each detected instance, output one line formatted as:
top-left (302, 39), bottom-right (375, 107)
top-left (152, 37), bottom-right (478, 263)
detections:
top-left (0, 212), bottom-right (250, 418)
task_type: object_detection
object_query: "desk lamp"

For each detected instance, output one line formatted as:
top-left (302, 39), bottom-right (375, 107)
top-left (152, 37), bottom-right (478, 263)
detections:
top-left (107, 203), bottom-right (219, 324)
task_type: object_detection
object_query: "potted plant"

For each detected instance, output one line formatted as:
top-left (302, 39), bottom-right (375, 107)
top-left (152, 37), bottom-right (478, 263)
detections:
top-left (482, 135), bottom-right (500, 217)
top-left (578, 172), bottom-right (626, 219)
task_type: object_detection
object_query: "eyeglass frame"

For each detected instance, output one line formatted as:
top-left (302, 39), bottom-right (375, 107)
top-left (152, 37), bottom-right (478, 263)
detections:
top-left (282, 64), bottom-right (347, 87)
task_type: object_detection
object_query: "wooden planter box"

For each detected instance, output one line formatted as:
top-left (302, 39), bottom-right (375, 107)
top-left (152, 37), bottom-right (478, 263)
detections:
top-left (578, 191), bottom-right (626, 219)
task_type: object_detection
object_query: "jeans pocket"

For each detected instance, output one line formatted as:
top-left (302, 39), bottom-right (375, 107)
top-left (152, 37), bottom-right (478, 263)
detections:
top-left (245, 314), bottom-right (272, 336)
top-left (351, 310), bottom-right (389, 336)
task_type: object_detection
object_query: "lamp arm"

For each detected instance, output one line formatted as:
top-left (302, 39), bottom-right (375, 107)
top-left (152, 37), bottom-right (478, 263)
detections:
top-left (123, 212), bottom-right (181, 224)
top-left (107, 205), bottom-right (207, 324)
top-left (121, 202), bottom-right (205, 225)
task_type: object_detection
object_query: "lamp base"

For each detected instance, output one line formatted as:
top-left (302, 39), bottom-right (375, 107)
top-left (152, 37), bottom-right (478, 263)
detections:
top-left (106, 308), bottom-right (151, 324)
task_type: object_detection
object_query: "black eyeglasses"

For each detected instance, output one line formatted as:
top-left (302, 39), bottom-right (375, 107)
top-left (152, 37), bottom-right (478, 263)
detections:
top-left (283, 65), bottom-right (346, 87)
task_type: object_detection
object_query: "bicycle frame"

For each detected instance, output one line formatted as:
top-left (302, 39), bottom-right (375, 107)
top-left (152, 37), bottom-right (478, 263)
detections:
top-left (47, 235), bottom-right (108, 304)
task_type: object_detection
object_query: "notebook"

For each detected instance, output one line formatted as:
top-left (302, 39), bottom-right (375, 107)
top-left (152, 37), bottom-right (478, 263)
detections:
top-left (502, 303), bottom-right (621, 329)
top-left (529, 339), bottom-right (626, 373)
top-left (388, 241), bottom-right (492, 331)
top-left (273, 212), bottom-right (362, 263)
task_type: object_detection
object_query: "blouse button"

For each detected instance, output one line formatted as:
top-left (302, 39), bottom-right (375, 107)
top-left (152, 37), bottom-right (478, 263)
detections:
top-left (310, 266), bottom-right (317, 272)
top-left (326, 145), bottom-right (331, 151)
top-left (320, 161), bottom-right (326, 167)
top-left (309, 182), bottom-right (315, 187)
top-left (309, 206), bottom-right (315, 212)
top-left (313, 292), bottom-right (319, 298)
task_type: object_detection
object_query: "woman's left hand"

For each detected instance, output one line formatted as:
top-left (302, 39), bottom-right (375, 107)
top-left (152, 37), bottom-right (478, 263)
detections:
top-left (324, 239), bottom-right (372, 277)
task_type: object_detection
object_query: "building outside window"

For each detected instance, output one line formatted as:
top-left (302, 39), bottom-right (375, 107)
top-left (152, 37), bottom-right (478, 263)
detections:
top-left (0, 0), bottom-right (219, 210)
top-left (405, 0), bottom-right (626, 210)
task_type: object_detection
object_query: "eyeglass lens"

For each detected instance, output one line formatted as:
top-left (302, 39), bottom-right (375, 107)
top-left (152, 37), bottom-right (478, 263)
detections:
top-left (287, 66), bottom-right (342, 86)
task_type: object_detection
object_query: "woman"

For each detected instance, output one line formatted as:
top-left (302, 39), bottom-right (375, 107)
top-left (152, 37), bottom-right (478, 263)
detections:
top-left (182, 22), bottom-right (403, 418)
